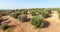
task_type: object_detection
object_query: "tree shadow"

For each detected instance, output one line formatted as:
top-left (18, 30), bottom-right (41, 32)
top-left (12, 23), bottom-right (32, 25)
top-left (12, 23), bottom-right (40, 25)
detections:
top-left (46, 15), bottom-right (52, 18)
top-left (3, 26), bottom-right (10, 30)
top-left (22, 18), bottom-right (31, 22)
top-left (41, 21), bottom-right (50, 28)
top-left (46, 11), bottom-right (54, 18)
top-left (50, 12), bottom-right (54, 14)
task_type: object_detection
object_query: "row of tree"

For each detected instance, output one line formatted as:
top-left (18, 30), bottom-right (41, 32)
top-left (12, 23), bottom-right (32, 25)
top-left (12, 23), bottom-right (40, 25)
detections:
top-left (9, 8), bottom-right (53, 28)
top-left (0, 8), bottom-right (60, 29)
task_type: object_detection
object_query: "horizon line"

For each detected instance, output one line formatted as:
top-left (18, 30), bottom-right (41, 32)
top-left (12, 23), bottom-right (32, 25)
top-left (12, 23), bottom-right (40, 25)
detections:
top-left (0, 7), bottom-right (60, 10)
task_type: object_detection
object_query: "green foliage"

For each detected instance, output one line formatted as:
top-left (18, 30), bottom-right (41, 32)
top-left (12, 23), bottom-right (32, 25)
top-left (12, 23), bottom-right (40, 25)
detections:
top-left (41, 11), bottom-right (49, 18)
top-left (30, 16), bottom-right (45, 28)
top-left (0, 15), bottom-right (1, 18)
top-left (31, 11), bottom-right (36, 16)
top-left (59, 14), bottom-right (60, 19)
top-left (46, 10), bottom-right (51, 14)
top-left (5, 27), bottom-right (11, 32)
top-left (8, 10), bottom-right (15, 14)
top-left (57, 10), bottom-right (60, 19)
top-left (0, 10), bottom-right (12, 16)
top-left (57, 10), bottom-right (60, 13)
top-left (18, 15), bottom-right (27, 22)
top-left (10, 12), bottom-right (20, 19)
top-left (23, 10), bottom-right (27, 14)
top-left (0, 24), bottom-right (5, 30)
top-left (0, 23), bottom-right (10, 30)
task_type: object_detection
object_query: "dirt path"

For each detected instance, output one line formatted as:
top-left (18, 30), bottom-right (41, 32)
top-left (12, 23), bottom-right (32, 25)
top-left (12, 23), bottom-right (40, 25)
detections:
top-left (41, 11), bottom-right (60, 32)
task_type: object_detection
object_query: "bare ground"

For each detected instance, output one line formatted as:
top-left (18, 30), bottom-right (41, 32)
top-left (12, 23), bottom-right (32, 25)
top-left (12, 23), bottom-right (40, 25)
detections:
top-left (12, 22), bottom-right (39, 32)
top-left (41, 11), bottom-right (60, 32)
top-left (11, 14), bottom-right (39, 32)
top-left (1, 14), bottom-right (39, 32)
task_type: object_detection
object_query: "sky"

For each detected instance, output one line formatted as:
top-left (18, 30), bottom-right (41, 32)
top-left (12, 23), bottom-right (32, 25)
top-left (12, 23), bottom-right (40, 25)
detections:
top-left (0, 0), bottom-right (60, 9)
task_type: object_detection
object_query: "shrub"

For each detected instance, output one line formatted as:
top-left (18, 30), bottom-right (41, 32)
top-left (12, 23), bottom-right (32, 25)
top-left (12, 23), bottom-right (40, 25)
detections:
top-left (30, 16), bottom-right (45, 28)
top-left (58, 10), bottom-right (60, 19)
top-left (57, 10), bottom-right (60, 13)
top-left (31, 11), bottom-right (36, 16)
top-left (41, 11), bottom-right (49, 18)
top-left (18, 15), bottom-right (27, 22)
top-left (58, 14), bottom-right (60, 19)
top-left (0, 11), bottom-right (10, 16)
top-left (0, 23), bottom-right (10, 30)
top-left (46, 10), bottom-right (51, 14)
top-left (8, 10), bottom-right (15, 14)
top-left (10, 12), bottom-right (20, 19)
top-left (5, 27), bottom-right (11, 32)
top-left (23, 11), bottom-right (27, 14)
top-left (0, 15), bottom-right (1, 18)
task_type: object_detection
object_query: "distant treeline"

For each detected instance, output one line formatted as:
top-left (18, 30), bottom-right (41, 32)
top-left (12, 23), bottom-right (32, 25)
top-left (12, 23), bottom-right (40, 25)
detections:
top-left (0, 8), bottom-right (60, 16)
top-left (0, 8), bottom-right (60, 11)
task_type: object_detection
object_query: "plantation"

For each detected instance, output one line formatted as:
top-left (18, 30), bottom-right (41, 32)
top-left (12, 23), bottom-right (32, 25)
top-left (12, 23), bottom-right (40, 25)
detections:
top-left (0, 8), bottom-right (60, 32)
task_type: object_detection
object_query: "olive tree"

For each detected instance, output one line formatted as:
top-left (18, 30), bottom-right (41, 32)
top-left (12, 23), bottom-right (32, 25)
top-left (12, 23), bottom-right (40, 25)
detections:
top-left (46, 10), bottom-right (51, 14)
top-left (0, 15), bottom-right (1, 18)
top-left (10, 12), bottom-right (20, 19)
top-left (30, 16), bottom-right (45, 28)
top-left (18, 15), bottom-right (27, 22)
top-left (31, 11), bottom-right (36, 16)
top-left (0, 23), bottom-right (10, 30)
top-left (41, 11), bottom-right (49, 18)
top-left (58, 13), bottom-right (60, 19)
top-left (23, 10), bottom-right (27, 15)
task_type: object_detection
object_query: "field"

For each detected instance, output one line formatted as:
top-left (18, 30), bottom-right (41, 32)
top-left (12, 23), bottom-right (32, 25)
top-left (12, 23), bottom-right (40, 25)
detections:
top-left (0, 8), bottom-right (60, 32)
